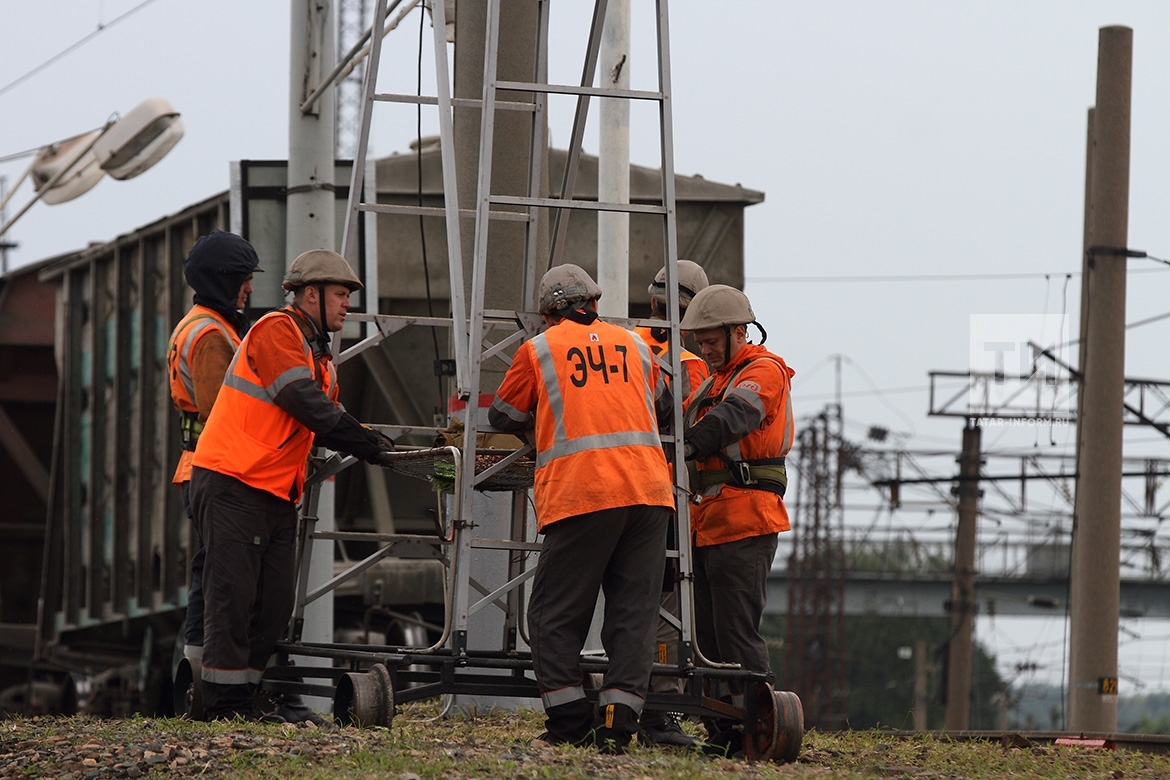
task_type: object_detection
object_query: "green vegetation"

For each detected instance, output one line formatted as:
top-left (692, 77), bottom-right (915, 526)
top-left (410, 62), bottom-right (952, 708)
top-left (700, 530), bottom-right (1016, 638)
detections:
top-left (764, 614), bottom-right (1005, 731)
top-left (6, 706), bottom-right (1170, 779)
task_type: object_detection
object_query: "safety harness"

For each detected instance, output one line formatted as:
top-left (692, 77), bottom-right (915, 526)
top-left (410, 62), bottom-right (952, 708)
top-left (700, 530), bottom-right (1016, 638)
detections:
top-left (179, 412), bottom-right (204, 452)
top-left (685, 358), bottom-right (787, 498)
top-left (170, 310), bottom-right (234, 452)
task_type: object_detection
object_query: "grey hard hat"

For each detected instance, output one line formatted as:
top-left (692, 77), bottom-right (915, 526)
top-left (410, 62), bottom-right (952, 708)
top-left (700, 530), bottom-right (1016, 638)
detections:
top-left (647, 259), bottom-right (709, 306)
top-left (538, 263), bottom-right (602, 314)
top-left (282, 249), bottom-right (364, 292)
top-left (678, 284), bottom-right (756, 331)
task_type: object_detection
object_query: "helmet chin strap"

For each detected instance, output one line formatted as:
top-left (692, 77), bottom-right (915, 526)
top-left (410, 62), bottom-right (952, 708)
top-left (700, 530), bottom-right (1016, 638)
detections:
top-left (315, 283), bottom-right (332, 355)
top-left (317, 284), bottom-right (328, 330)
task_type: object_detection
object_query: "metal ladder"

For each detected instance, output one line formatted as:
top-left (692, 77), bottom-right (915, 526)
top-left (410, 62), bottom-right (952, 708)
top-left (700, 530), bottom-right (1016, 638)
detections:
top-left (293, 0), bottom-right (702, 704)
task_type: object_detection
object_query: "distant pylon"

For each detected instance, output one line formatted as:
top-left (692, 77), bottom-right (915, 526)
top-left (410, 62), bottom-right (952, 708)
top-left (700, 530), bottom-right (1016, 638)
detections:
top-left (336, 0), bottom-right (371, 158)
top-left (784, 405), bottom-right (847, 730)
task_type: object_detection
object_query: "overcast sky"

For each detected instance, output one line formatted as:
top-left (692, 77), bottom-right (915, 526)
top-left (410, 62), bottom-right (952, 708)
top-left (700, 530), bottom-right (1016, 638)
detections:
top-left (4, 1), bottom-right (1170, 696)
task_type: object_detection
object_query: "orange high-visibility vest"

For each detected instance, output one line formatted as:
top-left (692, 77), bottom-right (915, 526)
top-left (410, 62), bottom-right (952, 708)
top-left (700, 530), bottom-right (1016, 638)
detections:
top-left (192, 306), bottom-right (337, 502)
top-left (634, 324), bottom-right (709, 398)
top-left (690, 343), bottom-right (795, 547)
top-left (167, 305), bottom-right (241, 485)
top-left (493, 318), bottom-right (674, 529)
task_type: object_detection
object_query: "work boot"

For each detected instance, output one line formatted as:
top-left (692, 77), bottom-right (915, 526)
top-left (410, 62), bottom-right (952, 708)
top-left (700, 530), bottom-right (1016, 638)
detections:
top-left (534, 698), bottom-right (595, 747)
top-left (591, 703), bottom-right (639, 755)
top-left (269, 690), bottom-right (332, 729)
top-left (698, 718), bottom-right (743, 758)
top-left (639, 711), bottom-right (699, 748)
top-left (202, 682), bottom-right (286, 724)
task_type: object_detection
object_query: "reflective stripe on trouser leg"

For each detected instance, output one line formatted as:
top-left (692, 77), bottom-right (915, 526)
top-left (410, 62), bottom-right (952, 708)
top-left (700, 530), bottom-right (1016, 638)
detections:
top-left (599, 688), bottom-right (645, 716)
top-left (541, 684), bottom-right (587, 709)
top-left (598, 504), bottom-right (669, 707)
top-left (528, 506), bottom-right (666, 706)
top-left (529, 511), bottom-right (626, 696)
top-left (194, 468), bottom-right (298, 686)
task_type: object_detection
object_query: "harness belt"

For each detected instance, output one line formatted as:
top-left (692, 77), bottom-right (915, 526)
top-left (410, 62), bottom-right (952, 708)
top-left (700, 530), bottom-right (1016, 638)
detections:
top-left (179, 411), bottom-right (204, 452)
top-left (694, 457), bottom-right (787, 497)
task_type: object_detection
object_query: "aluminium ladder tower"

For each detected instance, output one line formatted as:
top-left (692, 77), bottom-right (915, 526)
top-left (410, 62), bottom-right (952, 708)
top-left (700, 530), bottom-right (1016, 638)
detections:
top-left (279, 1), bottom-right (802, 760)
top-left (339, 0), bottom-right (697, 674)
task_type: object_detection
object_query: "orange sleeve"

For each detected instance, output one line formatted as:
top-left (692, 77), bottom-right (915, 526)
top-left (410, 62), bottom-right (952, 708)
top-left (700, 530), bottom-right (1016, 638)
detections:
top-left (189, 331), bottom-right (235, 421)
top-left (495, 342), bottom-right (540, 417)
top-left (245, 315), bottom-right (315, 387)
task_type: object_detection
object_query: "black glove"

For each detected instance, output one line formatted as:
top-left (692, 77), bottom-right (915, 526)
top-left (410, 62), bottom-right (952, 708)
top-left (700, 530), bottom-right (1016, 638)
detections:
top-left (317, 413), bottom-right (395, 464)
top-left (683, 415), bottom-right (723, 461)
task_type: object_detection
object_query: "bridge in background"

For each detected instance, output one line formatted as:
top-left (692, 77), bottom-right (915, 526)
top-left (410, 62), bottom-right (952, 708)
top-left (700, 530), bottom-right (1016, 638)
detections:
top-left (765, 532), bottom-right (1170, 619)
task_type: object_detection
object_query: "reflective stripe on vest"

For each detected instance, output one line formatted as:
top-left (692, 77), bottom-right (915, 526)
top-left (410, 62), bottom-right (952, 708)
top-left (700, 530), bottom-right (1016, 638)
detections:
top-left (168, 307), bottom-right (239, 414)
top-left (692, 351), bottom-right (794, 492)
top-left (192, 307), bottom-right (337, 501)
top-left (530, 331), bottom-right (661, 470)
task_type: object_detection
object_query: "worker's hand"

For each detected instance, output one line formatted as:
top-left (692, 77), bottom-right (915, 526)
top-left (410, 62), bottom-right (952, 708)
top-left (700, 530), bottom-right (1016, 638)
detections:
top-left (361, 426), bottom-right (396, 465)
top-left (683, 416), bottom-right (721, 461)
top-left (317, 413), bottom-right (396, 464)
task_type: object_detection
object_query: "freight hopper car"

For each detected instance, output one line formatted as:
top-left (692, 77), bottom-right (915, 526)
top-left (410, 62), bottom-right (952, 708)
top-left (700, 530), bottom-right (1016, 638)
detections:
top-left (0, 192), bottom-right (444, 717)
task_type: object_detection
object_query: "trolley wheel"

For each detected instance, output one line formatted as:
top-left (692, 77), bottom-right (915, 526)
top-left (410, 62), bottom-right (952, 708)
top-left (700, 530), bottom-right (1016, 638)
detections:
top-left (333, 662), bottom-right (395, 727)
top-left (742, 681), bottom-right (780, 762)
top-left (173, 657), bottom-right (203, 721)
top-left (771, 689), bottom-right (804, 764)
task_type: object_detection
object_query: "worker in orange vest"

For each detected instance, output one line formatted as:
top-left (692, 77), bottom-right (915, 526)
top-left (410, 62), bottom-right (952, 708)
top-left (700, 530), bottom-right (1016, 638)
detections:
top-left (191, 249), bottom-right (395, 722)
top-left (489, 264), bottom-right (675, 754)
top-left (633, 259), bottom-right (709, 748)
top-left (679, 284), bottom-right (795, 756)
top-left (168, 231), bottom-right (259, 673)
top-left (635, 259), bottom-right (711, 399)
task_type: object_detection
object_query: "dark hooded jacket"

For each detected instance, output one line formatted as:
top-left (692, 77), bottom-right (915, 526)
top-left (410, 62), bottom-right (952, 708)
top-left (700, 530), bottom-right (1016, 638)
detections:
top-left (183, 230), bottom-right (261, 336)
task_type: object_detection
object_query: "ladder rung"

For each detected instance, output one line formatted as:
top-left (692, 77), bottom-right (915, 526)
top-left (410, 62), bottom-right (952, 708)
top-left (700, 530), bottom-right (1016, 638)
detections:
top-left (495, 80), bottom-right (665, 103)
top-left (490, 194), bottom-right (668, 215)
top-left (374, 93), bottom-right (537, 112)
top-left (356, 202), bottom-right (530, 222)
top-left (347, 312), bottom-right (527, 327)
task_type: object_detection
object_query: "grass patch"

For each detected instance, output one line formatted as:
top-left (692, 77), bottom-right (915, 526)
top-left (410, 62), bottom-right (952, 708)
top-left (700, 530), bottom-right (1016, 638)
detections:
top-left (4, 703), bottom-right (1170, 779)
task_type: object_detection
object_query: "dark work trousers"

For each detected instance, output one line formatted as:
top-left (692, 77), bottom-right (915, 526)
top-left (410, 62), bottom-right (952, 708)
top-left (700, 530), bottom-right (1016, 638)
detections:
top-left (693, 532), bottom-right (779, 695)
top-left (528, 505), bottom-right (669, 714)
top-left (191, 467), bottom-right (298, 712)
top-left (180, 480), bottom-right (206, 660)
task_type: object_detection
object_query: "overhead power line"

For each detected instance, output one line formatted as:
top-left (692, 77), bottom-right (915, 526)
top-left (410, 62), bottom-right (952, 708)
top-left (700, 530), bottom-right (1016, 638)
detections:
top-left (0, 0), bottom-right (164, 99)
top-left (748, 267), bottom-right (1170, 284)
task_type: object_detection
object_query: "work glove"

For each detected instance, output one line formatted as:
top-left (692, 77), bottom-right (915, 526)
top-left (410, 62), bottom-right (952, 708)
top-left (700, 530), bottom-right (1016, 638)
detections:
top-left (318, 413), bottom-right (396, 464)
top-left (683, 415), bottom-right (722, 461)
top-left (361, 427), bottom-right (397, 465)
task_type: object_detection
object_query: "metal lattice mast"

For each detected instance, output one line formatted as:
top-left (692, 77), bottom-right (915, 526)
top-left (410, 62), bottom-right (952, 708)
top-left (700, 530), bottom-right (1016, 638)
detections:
top-left (785, 407), bottom-right (847, 730)
top-left (336, 0), bottom-right (371, 158)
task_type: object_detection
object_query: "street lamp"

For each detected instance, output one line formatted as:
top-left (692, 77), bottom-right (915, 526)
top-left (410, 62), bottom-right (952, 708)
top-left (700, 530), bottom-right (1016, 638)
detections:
top-left (0, 97), bottom-right (184, 242)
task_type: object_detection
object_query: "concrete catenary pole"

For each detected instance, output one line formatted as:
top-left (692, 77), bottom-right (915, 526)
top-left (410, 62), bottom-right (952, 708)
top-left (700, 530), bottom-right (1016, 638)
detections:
top-left (944, 421), bottom-right (981, 730)
top-left (1069, 25), bottom-right (1131, 733)
top-left (288, 0), bottom-right (338, 688)
top-left (596, 0), bottom-right (630, 318)
top-left (1073, 107), bottom-right (1094, 586)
